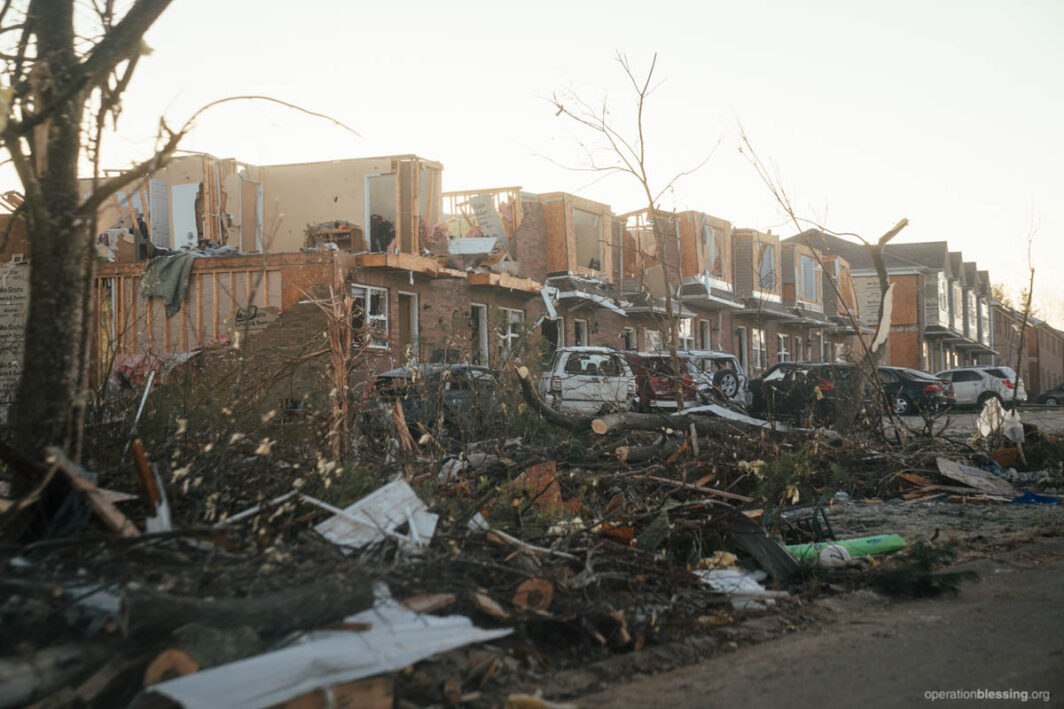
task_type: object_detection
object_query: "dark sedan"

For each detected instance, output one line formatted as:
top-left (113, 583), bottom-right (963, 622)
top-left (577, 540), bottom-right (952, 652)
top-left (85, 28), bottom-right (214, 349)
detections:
top-left (876, 366), bottom-right (955, 415)
top-left (1036, 384), bottom-right (1064, 406)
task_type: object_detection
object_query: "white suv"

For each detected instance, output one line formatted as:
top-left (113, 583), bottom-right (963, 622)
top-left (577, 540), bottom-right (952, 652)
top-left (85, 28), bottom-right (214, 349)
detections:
top-left (935, 366), bottom-right (1027, 407)
top-left (538, 347), bottom-right (637, 414)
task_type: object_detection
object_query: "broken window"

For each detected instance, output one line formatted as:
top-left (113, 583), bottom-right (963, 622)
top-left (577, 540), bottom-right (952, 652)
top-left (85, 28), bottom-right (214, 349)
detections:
top-left (498, 307), bottom-right (523, 357)
top-left (645, 330), bottom-right (663, 351)
top-left (757, 242), bottom-right (776, 291)
top-left (564, 352), bottom-right (622, 376)
top-left (351, 284), bottom-right (388, 348)
top-left (470, 304), bottom-right (489, 365)
top-left (573, 318), bottom-right (588, 347)
top-left (573, 208), bottom-right (604, 272)
top-left (702, 223), bottom-right (724, 277)
top-left (622, 327), bottom-right (636, 350)
top-left (800, 254), bottom-right (818, 301)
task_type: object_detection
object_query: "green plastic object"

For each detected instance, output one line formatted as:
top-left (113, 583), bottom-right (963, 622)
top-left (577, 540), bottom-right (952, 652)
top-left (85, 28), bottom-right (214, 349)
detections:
top-left (785, 534), bottom-right (908, 561)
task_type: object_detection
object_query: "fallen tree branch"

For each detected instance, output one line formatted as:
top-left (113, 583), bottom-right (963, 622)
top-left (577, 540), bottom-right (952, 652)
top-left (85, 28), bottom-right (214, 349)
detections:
top-left (515, 366), bottom-right (594, 432)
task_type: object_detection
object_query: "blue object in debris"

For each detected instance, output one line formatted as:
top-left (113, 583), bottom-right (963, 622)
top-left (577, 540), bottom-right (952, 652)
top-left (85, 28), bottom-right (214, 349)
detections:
top-left (975, 454), bottom-right (1006, 476)
top-left (1011, 491), bottom-right (1060, 505)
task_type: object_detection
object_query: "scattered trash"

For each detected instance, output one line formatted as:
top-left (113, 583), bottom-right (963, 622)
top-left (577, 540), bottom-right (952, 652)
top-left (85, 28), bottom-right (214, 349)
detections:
top-left (314, 480), bottom-right (438, 553)
top-left (695, 569), bottom-right (789, 610)
top-left (1011, 491), bottom-right (1060, 505)
top-left (786, 534), bottom-right (908, 561)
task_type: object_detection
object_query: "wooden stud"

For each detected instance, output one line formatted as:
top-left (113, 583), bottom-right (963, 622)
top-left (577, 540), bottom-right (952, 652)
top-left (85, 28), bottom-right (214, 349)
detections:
top-left (212, 272), bottom-right (219, 339)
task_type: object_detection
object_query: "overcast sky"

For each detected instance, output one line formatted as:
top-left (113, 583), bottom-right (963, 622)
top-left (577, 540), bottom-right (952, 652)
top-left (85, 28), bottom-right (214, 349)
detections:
top-left (11, 0), bottom-right (1064, 323)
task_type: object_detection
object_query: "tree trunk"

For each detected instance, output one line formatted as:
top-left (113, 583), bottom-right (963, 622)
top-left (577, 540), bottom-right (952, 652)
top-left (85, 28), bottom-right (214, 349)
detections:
top-left (12, 0), bottom-right (90, 470)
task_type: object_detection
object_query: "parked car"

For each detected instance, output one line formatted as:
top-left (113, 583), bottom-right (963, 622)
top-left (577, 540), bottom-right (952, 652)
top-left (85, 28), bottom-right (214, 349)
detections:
top-left (980, 366), bottom-right (1027, 403)
top-left (682, 349), bottom-right (748, 404)
top-left (1035, 383), bottom-right (1064, 405)
top-left (623, 351), bottom-right (701, 411)
top-left (876, 366), bottom-right (955, 415)
top-left (934, 366), bottom-right (1026, 408)
top-left (538, 347), bottom-right (636, 414)
top-left (365, 364), bottom-right (497, 434)
top-left (748, 362), bottom-right (869, 423)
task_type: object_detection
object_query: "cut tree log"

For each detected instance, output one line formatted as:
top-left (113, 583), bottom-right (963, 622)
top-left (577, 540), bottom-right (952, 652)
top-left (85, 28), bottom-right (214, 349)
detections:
top-left (144, 625), bottom-right (263, 686)
top-left (121, 572), bottom-right (374, 639)
top-left (613, 440), bottom-right (684, 463)
top-left (515, 366), bottom-right (594, 432)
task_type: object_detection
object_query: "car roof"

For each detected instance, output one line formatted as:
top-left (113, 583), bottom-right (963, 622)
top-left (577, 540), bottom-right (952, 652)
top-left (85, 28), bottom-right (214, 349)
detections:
top-left (377, 363), bottom-right (489, 378)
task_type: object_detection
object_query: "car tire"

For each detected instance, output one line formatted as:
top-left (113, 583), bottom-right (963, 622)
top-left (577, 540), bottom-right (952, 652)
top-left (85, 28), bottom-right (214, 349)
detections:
top-left (713, 369), bottom-right (740, 399)
top-left (893, 395), bottom-right (913, 416)
top-left (977, 392), bottom-right (1001, 408)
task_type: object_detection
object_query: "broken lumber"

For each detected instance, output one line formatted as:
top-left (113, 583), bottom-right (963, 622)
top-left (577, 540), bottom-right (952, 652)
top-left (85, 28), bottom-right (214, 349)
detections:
top-left (120, 572), bottom-right (374, 639)
top-left (45, 447), bottom-right (139, 537)
top-left (642, 475), bottom-right (754, 504)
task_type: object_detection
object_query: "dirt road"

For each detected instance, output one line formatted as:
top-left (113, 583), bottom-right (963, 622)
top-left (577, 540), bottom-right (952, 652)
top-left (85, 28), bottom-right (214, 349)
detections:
top-left (579, 537), bottom-right (1064, 708)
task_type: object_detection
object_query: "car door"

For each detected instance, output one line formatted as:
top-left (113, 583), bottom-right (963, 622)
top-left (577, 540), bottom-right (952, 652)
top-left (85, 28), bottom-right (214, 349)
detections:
top-left (948, 370), bottom-right (982, 405)
top-left (559, 352), bottom-right (631, 412)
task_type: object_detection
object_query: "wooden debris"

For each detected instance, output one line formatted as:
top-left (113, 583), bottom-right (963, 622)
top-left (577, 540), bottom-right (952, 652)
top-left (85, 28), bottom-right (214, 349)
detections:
top-left (472, 592), bottom-right (511, 621)
top-left (512, 578), bottom-right (554, 612)
top-left (402, 593), bottom-right (457, 614)
top-left (45, 447), bottom-right (139, 537)
top-left (144, 649), bottom-right (199, 686)
top-left (935, 457), bottom-right (1018, 497)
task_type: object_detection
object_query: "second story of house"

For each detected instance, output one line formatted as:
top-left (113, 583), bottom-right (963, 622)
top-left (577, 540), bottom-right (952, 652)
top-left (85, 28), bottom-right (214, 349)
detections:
top-left (537, 192), bottom-right (614, 281)
top-left (780, 241), bottom-right (824, 314)
top-left (733, 228), bottom-right (782, 304)
top-left (83, 152), bottom-right (447, 263)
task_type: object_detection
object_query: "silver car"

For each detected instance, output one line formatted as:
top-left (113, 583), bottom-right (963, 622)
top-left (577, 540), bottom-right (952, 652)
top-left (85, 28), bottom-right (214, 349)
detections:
top-left (538, 347), bottom-right (637, 414)
top-left (682, 349), bottom-right (748, 403)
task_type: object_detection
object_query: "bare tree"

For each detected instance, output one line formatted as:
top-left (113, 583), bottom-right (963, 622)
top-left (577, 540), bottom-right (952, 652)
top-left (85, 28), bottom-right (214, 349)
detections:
top-left (1, 0), bottom-right (178, 479)
top-left (551, 53), bottom-right (714, 408)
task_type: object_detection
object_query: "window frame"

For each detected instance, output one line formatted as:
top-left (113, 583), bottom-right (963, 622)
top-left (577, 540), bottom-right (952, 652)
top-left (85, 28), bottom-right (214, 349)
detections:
top-left (498, 307), bottom-right (524, 356)
top-left (351, 283), bottom-right (389, 349)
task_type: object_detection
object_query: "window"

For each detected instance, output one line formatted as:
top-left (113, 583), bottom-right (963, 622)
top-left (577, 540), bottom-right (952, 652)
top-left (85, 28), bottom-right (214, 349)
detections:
top-left (352, 284), bottom-right (388, 348)
top-left (757, 242), bottom-right (776, 291)
top-left (564, 352), bottom-right (622, 377)
top-left (938, 274), bottom-right (949, 312)
top-left (794, 336), bottom-right (803, 361)
top-left (799, 254), bottom-right (818, 301)
top-left (646, 330), bottom-right (663, 350)
top-left (703, 223), bottom-right (724, 277)
top-left (753, 328), bottom-right (767, 370)
top-left (736, 326), bottom-right (749, 373)
top-left (777, 334), bottom-right (790, 363)
top-left (498, 307), bottom-right (523, 356)
top-left (700, 320), bottom-right (712, 350)
top-left (679, 318), bottom-right (695, 349)
top-left (573, 318), bottom-right (588, 347)
top-left (622, 327), bottom-right (636, 350)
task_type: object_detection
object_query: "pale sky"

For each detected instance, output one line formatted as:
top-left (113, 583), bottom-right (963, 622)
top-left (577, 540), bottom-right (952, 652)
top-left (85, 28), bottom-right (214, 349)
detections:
top-left (9, 0), bottom-right (1064, 324)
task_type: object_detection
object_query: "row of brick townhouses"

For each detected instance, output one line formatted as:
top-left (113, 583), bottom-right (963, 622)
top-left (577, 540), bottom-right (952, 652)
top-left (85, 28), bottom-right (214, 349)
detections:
top-left (1, 150), bottom-right (1034, 392)
top-left (60, 152), bottom-right (872, 386)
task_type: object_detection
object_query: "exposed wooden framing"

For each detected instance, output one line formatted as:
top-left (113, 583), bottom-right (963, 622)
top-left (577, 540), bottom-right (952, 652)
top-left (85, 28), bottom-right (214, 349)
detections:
top-left (355, 251), bottom-right (439, 277)
top-left (411, 160), bottom-right (420, 254)
top-left (467, 272), bottom-right (542, 294)
top-left (393, 168), bottom-right (402, 253)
